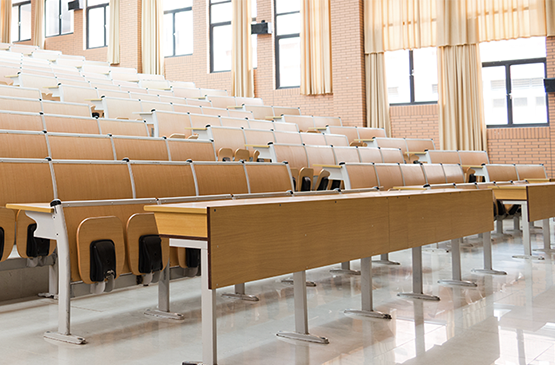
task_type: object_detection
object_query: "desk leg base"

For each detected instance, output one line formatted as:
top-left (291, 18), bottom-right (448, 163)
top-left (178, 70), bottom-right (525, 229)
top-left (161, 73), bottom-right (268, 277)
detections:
top-left (221, 293), bottom-right (259, 302)
top-left (182, 361), bottom-right (204, 365)
top-left (276, 331), bottom-right (329, 344)
top-left (281, 279), bottom-right (317, 287)
top-left (38, 292), bottom-right (58, 299)
top-left (512, 254), bottom-right (545, 260)
top-left (329, 269), bottom-right (361, 275)
top-left (372, 259), bottom-right (400, 266)
top-left (44, 331), bottom-right (86, 345)
top-left (471, 268), bottom-right (507, 275)
top-left (438, 279), bottom-right (477, 287)
top-left (397, 292), bottom-right (440, 301)
top-left (533, 248), bottom-right (555, 253)
top-left (144, 309), bottom-right (185, 321)
top-left (344, 309), bottom-right (392, 320)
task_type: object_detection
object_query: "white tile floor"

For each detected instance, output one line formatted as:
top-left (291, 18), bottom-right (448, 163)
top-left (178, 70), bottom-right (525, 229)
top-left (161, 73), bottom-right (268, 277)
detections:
top-left (1, 220), bottom-right (555, 364)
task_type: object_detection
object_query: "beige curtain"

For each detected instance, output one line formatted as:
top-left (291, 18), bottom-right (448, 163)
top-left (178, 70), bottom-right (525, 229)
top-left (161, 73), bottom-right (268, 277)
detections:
top-left (108, 0), bottom-right (120, 64)
top-left (365, 53), bottom-right (390, 136)
top-left (231, 0), bottom-right (254, 97)
top-left (365, 0), bottom-right (436, 53)
top-left (437, 45), bottom-right (486, 150)
top-left (1, 0), bottom-right (11, 43)
top-left (300, 0), bottom-right (332, 95)
top-left (32, 0), bottom-right (44, 48)
top-left (141, 0), bottom-right (163, 75)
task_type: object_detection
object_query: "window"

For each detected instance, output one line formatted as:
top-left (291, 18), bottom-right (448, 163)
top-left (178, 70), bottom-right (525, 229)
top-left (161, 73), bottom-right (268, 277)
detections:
top-left (11, 1), bottom-right (31, 42)
top-left (210, 0), bottom-right (232, 72)
top-left (251, 0), bottom-right (257, 69)
top-left (164, 0), bottom-right (193, 57)
top-left (86, 0), bottom-right (109, 49)
top-left (385, 48), bottom-right (438, 104)
top-left (274, 0), bottom-right (300, 88)
top-left (481, 38), bottom-right (548, 126)
top-left (45, 0), bottom-right (74, 37)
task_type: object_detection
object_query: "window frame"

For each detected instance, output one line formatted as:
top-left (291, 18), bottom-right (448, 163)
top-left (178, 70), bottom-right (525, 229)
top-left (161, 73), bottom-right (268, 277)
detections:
top-left (209, 0), bottom-right (232, 73)
top-left (388, 50), bottom-right (438, 106)
top-left (86, 1), bottom-right (109, 49)
top-left (164, 4), bottom-right (193, 58)
top-left (274, 1), bottom-right (300, 89)
top-left (45, 0), bottom-right (74, 38)
top-left (483, 57), bottom-right (549, 128)
top-left (12, 0), bottom-right (32, 43)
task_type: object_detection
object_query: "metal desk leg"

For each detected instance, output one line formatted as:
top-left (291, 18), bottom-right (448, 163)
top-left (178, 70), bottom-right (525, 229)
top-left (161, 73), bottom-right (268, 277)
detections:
top-left (439, 239), bottom-right (477, 287)
top-left (533, 219), bottom-right (554, 253)
top-left (330, 261), bottom-right (361, 275)
top-left (276, 271), bottom-right (329, 344)
top-left (472, 231), bottom-right (506, 275)
top-left (496, 219), bottom-right (504, 235)
top-left (345, 257), bottom-right (391, 319)
top-left (145, 261), bottom-right (185, 320)
top-left (398, 247), bottom-right (440, 301)
top-left (512, 202), bottom-right (544, 260)
top-left (222, 283), bottom-right (260, 301)
top-left (373, 253), bottom-right (400, 265)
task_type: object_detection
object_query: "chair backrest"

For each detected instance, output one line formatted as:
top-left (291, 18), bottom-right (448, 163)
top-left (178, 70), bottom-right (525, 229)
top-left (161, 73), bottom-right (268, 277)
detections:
top-left (313, 116), bottom-right (342, 128)
top-left (209, 95), bottom-right (236, 108)
top-left (442, 164), bottom-right (465, 183)
top-left (0, 111), bottom-right (44, 131)
top-left (0, 131), bottom-right (49, 158)
top-left (227, 109), bottom-right (253, 119)
top-left (332, 146), bottom-right (360, 164)
top-left (244, 162), bottom-right (294, 193)
top-left (457, 150), bottom-right (489, 166)
top-left (103, 97), bottom-right (142, 119)
top-left (422, 164), bottom-right (447, 184)
top-left (357, 147), bottom-right (383, 163)
top-left (515, 164), bottom-right (547, 180)
top-left (47, 133), bottom-right (115, 160)
top-left (344, 163), bottom-right (379, 189)
top-left (130, 161), bottom-right (197, 198)
top-left (235, 97), bottom-right (263, 106)
top-left (112, 136), bottom-right (169, 161)
top-left (485, 164), bottom-right (518, 182)
top-left (201, 106), bottom-right (227, 116)
top-left (356, 127), bottom-right (387, 139)
top-left (201, 88), bottom-right (228, 97)
top-left (273, 106), bottom-right (301, 116)
top-left (373, 138), bottom-right (408, 155)
top-left (96, 89), bottom-right (130, 98)
top-left (243, 129), bottom-right (275, 146)
top-left (154, 111), bottom-right (193, 137)
top-left (98, 118), bottom-right (150, 137)
top-left (52, 160), bottom-right (134, 200)
top-left (41, 101), bottom-right (91, 117)
top-left (379, 147), bottom-right (404, 163)
top-left (192, 162), bottom-right (249, 195)
top-left (167, 139), bottom-right (217, 162)
top-left (0, 159), bottom-right (54, 205)
top-left (43, 114), bottom-right (101, 134)
top-left (323, 134), bottom-right (349, 146)
top-left (59, 85), bottom-right (99, 106)
top-left (0, 96), bottom-right (42, 113)
top-left (374, 163), bottom-right (404, 190)
top-left (141, 100), bottom-right (174, 113)
top-left (172, 87), bottom-right (202, 98)
top-left (131, 92), bottom-right (160, 102)
top-left (327, 126), bottom-right (359, 143)
top-left (244, 105), bottom-right (273, 119)
top-left (273, 130), bottom-right (303, 144)
top-left (405, 138), bottom-right (435, 153)
top-left (0, 84), bottom-right (41, 99)
top-left (189, 113), bottom-right (220, 128)
top-left (300, 132), bottom-right (327, 146)
top-left (272, 144), bottom-right (309, 172)
top-left (209, 127), bottom-right (247, 155)
top-left (282, 115), bottom-right (314, 132)
top-left (172, 103), bottom-right (203, 114)
top-left (305, 145), bottom-right (335, 174)
top-left (220, 116), bottom-right (250, 128)
top-left (400, 164), bottom-right (426, 186)
top-left (426, 150), bottom-right (461, 164)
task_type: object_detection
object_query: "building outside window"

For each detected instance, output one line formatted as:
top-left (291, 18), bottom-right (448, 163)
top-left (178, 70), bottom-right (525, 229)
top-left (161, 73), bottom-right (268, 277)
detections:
top-left (385, 47), bottom-right (438, 104)
top-left (45, 0), bottom-right (74, 37)
top-left (11, 0), bottom-right (31, 42)
top-left (86, 0), bottom-right (109, 49)
top-left (274, 0), bottom-right (300, 88)
top-left (481, 37), bottom-right (548, 126)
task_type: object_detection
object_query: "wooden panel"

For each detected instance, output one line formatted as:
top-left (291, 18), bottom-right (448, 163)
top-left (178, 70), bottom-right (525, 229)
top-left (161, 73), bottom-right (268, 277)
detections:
top-left (526, 184), bottom-right (555, 222)
top-left (300, 133), bottom-right (327, 146)
top-left (153, 211), bottom-right (208, 238)
top-left (273, 144), bottom-right (308, 171)
top-left (53, 162), bottom-right (133, 201)
top-left (0, 85), bottom-right (41, 99)
top-left (0, 208), bottom-right (15, 262)
top-left (60, 85), bottom-right (99, 105)
top-left (356, 127), bottom-right (386, 139)
top-left (328, 126), bottom-right (358, 143)
top-left (458, 151), bottom-right (488, 165)
top-left (245, 164), bottom-right (294, 193)
top-left (282, 115), bottom-right (314, 132)
top-left (375, 164), bottom-right (404, 190)
top-left (210, 127), bottom-right (246, 153)
top-left (76, 216), bottom-right (125, 284)
top-left (405, 138), bottom-right (435, 153)
top-left (155, 112), bottom-right (192, 137)
top-left (220, 117), bottom-right (249, 128)
top-left (400, 164), bottom-right (426, 186)
top-left (305, 146), bottom-right (335, 174)
top-left (273, 131), bottom-right (303, 145)
top-left (422, 164), bottom-right (447, 184)
top-left (0, 97), bottom-right (42, 113)
top-left (450, 190), bottom-right (494, 238)
top-left (0, 161), bottom-right (54, 205)
top-left (208, 96), bottom-right (236, 109)
top-left (189, 113), bottom-right (220, 128)
top-left (244, 105), bottom-right (273, 119)
top-left (227, 110), bottom-right (253, 119)
top-left (202, 107), bottom-right (227, 116)
top-left (273, 107), bottom-right (300, 116)
top-left (131, 163), bottom-right (197, 198)
top-left (313, 116), bottom-right (341, 127)
top-left (48, 135), bottom-right (114, 160)
top-left (172, 88), bottom-right (202, 98)
top-left (443, 164), bottom-right (465, 183)
top-left (428, 150), bottom-right (461, 164)
top-left (42, 101), bottom-right (91, 117)
top-left (486, 164), bottom-right (518, 182)
top-left (235, 97), bottom-right (263, 106)
top-left (104, 98), bottom-right (142, 120)
top-left (324, 134), bottom-right (349, 147)
top-left (272, 122), bottom-right (298, 132)
top-left (43, 115), bottom-right (100, 134)
top-left (375, 138), bottom-right (407, 154)
top-left (243, 130), bottom-right (275, 146)
top-left (0, 133), bottom-right (48, 158)
top-left (168, 140), bottom-right (216, 162)
top-left (344, 164), bottom-right (379, 189)
top-left (126, 213), bottom-right (170, 275)
top-left (193, 163), bottom-right (249, 195)
top-left (332, 146), bottom-right (360, 164)
top-left (380, 148), bottom-right (404, 163)
top-left (96, 89), bottom-right (131, 98)
top-left (98, 119), bottom-right (149, 137)
top-left (171, 104), bottom-right (203, 115)
top-left (516, 165), bottom-right (547, 180)
top-left (186, 99), bottom-right (212, 107)
top-left (113, 137), bottom-right (169, 161)
top-left (247, 120), bottom-right (274, 130)
top-left (491, 186), bottom-right (527, 201)
top-left (131, 93), bottom-right (159, 101)
top-left (0, 112), bottom-right (43, 131)
top-left (358, 147), bottom-right (382, 163)
top-left (141, 100), bottom-right (174, 113)
top-left (208, 195), bottom-right (390, 288)
top-left (388, 196), bottom-right (408, 251)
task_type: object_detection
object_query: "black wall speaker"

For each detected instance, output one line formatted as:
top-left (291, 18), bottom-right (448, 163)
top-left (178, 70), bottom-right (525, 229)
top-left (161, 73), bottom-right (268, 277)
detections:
top-left (544, 78), bottom-right (555, 93)
top-left (251, 21), bottom-right (272, 35)
top-left (68, 0), bottom-right (82, 11)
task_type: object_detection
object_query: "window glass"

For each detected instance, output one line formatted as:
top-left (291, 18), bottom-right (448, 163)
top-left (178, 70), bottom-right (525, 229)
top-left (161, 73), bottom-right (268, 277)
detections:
top-left (276, 1), bottom-right (301, 14)
top-left (174, 10), bottom-right (193, 56)
top-left (163, 13), bottom-right (174, 57)
top-left (45, 0), bottom-right (60, 36)
top-left (61, 0), bottom-right (74, 34)
top-left (164, 0), bottom-right (192, 11)
top-left (19, 3), bottom-right (32, 40)
top-left (385, 50), bottom-right (410, 104)
top-left (87, 7), bottom-right (105, 48)
top-left (413, 47), bottom-right (438, 102)
top-left (275, 0), bottom-right (301, 88)
top-left (278, 37), bottom-right (301, 88)
top-left (211, 2), bottom-right (232, 24)
top-left (480, 37), bottom-right (546, 63)
top-left (482, 66), bottom-right (508, 126)
top-left (212, 24), bottom-right (232, 72)
top-left (276, 13), bottom-right (301, 36)
top-left (510, 63), bottom-right (547, 124)
top-left (11, 7), bottom-right (18, 41)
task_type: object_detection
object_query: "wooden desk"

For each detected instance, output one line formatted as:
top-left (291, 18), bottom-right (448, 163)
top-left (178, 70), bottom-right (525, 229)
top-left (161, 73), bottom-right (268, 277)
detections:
top-left (146, 189), bottom-right (493, 365)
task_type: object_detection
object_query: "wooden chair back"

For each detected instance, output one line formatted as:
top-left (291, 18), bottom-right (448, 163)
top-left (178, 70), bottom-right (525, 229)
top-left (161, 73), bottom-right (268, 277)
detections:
top-left (515, 164), bottom-right (548, 180)
top-left (244, 105), bottom-right (273, 119)
top-left (112, 136), bottom-right (169, 161)
top-left (59, 85), bottom-right (99, 106)
top-left (172, 103), bottom-right (203, 114)
top-left (130, 161), bottom-right (197, 198)
top-left (0, 131), bottom-right (48, 158)
top-left (373, 138), bottom-right (408, 156)
top-left (247, 120), bottom-right (274, 130)
top-left (344, 164), bottom-right (379, 189)
top-left (42, 101), bottom-right (91, 117)
top-left (155, 111), bottom-right (193, 137)
top-left (245, 162), bottom-right (294, 193)
top-left (0, 111), bottom-right (44, 131)
top-left (442, 164), bottom-right (465, 183)
top-left (426, 150), bottom-right (461, 164)
top-left (323, 134), bottom-right (349, 146)
top-left (379, 148), bottom-right (404, 163)
top-left (189, 113), bottom-right (220, 128)
top-left (332, 146), bottom-right (360, 164)
top-left (485, 164), bottom-right (518, 182)
top-left (357, 147), bottom-right (383, 163)
top-left (167, 139), bottom-right (217, 162)
top-left (356, 127), bottom-right (387, 139)
top-left (422, 164), bottom-right (447, 184)
top-left (272, 122), bottom-right (299, 132)
top-left (220, 116), bottom-right (249, 128)
top-left (43, 115), bottom-right (101, 134)
top-left (0, 85), bottom-right (41, 99)
top-left (305, 146), bottom-right (335, 174)
top-left (0, 96), bottom-right (42, 113)
top-left (458, 150), bottom-right (489, 166)
top-left (327, 126), bottom-right (359, 143)
top-left (300, 132), bottom-right (327, 146)
top-left (374, 163), bottom-right (403, 190)
top-left (210, 127), bottom-right (247, 156)
top-left (227, 109), bottom-right (253, 119)
top-left (47, 133), bottom-right (115, 160)
top-left (103, 97), bottom-right (142, 119)
top-left (400, 164), bottom-right (426, 186)
top-left (272, 144), bottom-right (309, 172)
top-left (273, 130), bottom-right (303, 144)
top-left (98, 119), bottom-right (149, 137)
top-left (273, 106), bottom-right (301, 116)
top-left (192, 162), bottom-right (249, 195)
top-left (405, 138), bottom-right (435, 153)
top-left (282, 115), bottom-right (314, 132)
top-left (243, 129), bottom-right (275, 146)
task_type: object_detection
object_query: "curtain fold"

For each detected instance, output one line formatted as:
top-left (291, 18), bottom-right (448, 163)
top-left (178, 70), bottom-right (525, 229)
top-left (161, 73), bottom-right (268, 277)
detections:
top-left (231, 0), bottom-right (254, 97)
top-left (1, 0), bottom-right (11, 43)
top-left (300, 0), bottom-right (332, 95)
top-left (32, 0), bottom-right (44, 48)
top-left (438, 44), bottom-right (486, 151)
top-left (365, 53), bottom-right (391, 136)
top-left (141, 0), bottom-right (163, 75)
top-left (108, 0), bottom-right (120, 64)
